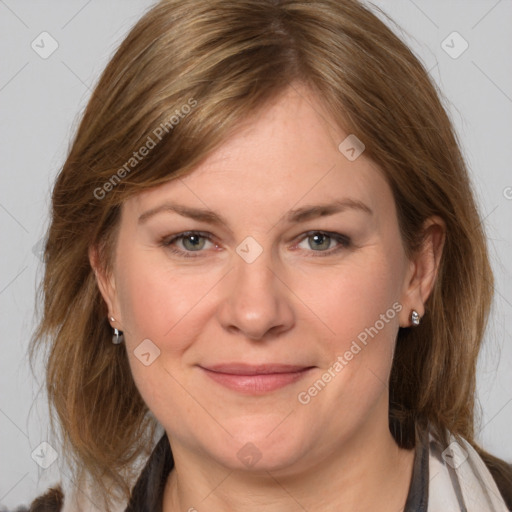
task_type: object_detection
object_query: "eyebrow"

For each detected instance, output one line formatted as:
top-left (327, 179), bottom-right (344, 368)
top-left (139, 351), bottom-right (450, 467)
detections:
top-left (138, 199), bottom-right (373, 226)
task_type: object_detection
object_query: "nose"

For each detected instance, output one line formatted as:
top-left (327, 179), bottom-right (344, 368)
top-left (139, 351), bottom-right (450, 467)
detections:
top-left (216, 250), bottom-right (295, 341)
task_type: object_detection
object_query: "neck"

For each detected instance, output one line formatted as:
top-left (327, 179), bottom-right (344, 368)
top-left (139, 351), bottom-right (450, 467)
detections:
top-left (163, 408), bottom-right (415, 512)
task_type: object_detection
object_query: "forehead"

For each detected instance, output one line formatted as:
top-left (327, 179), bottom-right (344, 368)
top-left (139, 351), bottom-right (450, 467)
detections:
top-left (125, 85), bottom-right (392, 222)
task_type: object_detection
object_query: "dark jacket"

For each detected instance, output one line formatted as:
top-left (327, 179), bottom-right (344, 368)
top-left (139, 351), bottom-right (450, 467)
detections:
top-left (17, 431), bottom-right (512, 511)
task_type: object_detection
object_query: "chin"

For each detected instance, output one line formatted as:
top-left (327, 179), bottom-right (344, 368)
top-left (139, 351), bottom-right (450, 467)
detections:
top-left (200, 418), bottom-right (311, 473)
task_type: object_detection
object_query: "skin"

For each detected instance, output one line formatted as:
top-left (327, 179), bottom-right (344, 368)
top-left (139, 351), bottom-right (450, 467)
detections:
top-left (91, 84), bottom-right (444, 511)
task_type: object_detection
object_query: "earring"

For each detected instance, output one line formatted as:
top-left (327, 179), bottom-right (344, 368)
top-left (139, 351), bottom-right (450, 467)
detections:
top-left (411, 310), bottom-right (421, 326)
top-left (110, 316), bottom-right (124, 344)
top-left (112, 327), bottom-right (124, 345)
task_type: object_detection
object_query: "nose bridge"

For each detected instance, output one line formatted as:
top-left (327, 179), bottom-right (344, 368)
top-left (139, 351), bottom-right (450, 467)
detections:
top-left (232, 233), bottom-right (277, 288)
top-left (233, 242), bottom-right (279, 310)
top-left (217, 239), bottom-right (294, 339)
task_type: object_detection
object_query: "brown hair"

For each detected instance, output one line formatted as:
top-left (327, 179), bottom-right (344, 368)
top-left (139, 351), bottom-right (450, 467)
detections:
top-left (31, 0), bottom-right (511, 508)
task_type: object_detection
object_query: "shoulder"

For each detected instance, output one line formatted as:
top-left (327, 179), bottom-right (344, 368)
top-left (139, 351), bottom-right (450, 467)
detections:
top-left (23, 485), bottom-right (64, 512)
top-left (22, 433), bottom-right (170, 512)
top-left (482, 455), bottom-right (512, 510)
top-left (24, 481), bottom-right (129, 512)
top-left (428, 430), bottom-right (512, 511)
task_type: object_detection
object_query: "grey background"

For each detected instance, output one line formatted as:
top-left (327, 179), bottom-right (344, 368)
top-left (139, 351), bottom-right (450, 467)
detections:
top-left (0, 0), bottom-right (511, 508)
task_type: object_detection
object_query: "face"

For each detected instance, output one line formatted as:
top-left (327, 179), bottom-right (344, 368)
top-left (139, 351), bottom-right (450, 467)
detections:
top-left (95, 85), bottom-right (426, 474)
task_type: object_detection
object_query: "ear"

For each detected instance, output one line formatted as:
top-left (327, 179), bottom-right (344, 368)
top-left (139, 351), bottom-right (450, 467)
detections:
top-left (88, 245), bottom-right (123, 328)
top-left (399, 216), bottom-right (445, 327)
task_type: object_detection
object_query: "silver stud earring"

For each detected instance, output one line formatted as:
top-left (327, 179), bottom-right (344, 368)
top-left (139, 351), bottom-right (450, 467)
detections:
top-left (411, 310), bottom-right (421, 326)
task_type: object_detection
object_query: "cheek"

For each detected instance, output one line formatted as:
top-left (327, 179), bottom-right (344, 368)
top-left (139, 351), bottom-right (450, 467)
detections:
top-left (306, 253), bottom-right (403, 406)
top-left (316, 258), bottom-right (401, 344)
top-left (114, 257), bottom-right (212, 425)
top-left (115, 251), bottom-right (211, 346)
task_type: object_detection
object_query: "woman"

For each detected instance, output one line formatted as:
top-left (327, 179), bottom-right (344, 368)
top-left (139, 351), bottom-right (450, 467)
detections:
top-left (25, 0), bottom-right (511, 510)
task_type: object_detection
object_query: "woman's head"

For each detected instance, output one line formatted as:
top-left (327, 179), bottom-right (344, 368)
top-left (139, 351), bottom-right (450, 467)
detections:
top-left (92, 82), bottom-right (445, 475)
top-left (33, 0), bottom-right (492, 506)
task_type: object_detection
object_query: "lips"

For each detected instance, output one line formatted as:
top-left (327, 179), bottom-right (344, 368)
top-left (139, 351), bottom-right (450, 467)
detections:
top-left (202, 363), bottom-right (311, 375)
top-left (198, 363), bottom-right (314, 394)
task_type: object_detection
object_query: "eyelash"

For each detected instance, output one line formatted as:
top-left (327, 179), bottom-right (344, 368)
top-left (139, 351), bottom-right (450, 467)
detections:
top-left (159, 230), bottom-right (352, 259)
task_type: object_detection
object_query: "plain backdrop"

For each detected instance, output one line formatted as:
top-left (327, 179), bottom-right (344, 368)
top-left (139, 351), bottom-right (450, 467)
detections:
top-left (0, 0), bottom-right (511, 509)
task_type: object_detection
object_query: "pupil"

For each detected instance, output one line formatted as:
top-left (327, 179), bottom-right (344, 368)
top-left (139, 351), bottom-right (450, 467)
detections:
top-left (311, 233), bottom-right (330, 250)
top-left (184, 235), bottom-right (204, 250)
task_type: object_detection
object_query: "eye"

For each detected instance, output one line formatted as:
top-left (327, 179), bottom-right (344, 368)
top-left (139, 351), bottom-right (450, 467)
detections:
top-left (295, 231), bottom-right (351, 255)
top-left (160, 231), bottom-right (216, 258)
